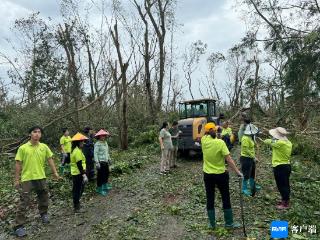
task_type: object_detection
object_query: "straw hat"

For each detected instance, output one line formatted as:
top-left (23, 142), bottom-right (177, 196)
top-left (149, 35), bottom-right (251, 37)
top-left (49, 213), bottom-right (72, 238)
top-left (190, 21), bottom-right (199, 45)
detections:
top-left (95, 129), bottom-right (110, 137)
top-left (71, 132), bottom-right (88, 141)
top-left (269, 127), bottom-right (289, 140)
top-left (244, 123), bottom-right (259, 135)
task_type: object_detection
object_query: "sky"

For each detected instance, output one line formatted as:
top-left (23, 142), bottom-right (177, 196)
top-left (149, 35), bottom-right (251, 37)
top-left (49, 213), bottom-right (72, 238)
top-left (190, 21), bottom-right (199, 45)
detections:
top-left (0, 0), bottom-right (247, 101)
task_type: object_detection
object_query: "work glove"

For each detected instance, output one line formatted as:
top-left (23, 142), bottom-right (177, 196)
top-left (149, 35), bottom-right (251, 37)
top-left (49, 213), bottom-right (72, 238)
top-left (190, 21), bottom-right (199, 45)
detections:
top-left (237, 172), bottom-right (244, 179)
top-left (82, 174), bottom-right (88, 184)
top-left (96, 162), bottom-right (100, 170)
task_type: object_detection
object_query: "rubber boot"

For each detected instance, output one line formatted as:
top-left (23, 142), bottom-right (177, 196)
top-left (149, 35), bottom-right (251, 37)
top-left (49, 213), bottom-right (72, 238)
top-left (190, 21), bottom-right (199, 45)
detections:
top-left (106, 183), bottom-right (112, 190)
top-left (207, 209), bottom-right (216, 229)
top-left (96, 186), bottom-right (107, 196)
top-left (59, 165), bottom-right (64, 175)
top-left (223, 209), bottom-right (241, 228)
top-left (102, 183), bottom-right (111, 192)
top-left (101, 184), bottom-right (110, 194)
top-left (242, 179), bottom-right (252, 196)
top-left (249, 178), bottom-right (261, 191)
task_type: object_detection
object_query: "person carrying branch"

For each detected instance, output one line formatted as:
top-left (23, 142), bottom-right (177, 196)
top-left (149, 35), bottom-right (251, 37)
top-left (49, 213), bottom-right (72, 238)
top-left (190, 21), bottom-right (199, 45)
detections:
top-left (94, 129), bottom-right (112, 196)
top-left (70, 133), bottom-right (89, 213)
top-left (258, 127), bottom-right (292, 210)
top-left (201, 122), bottom-right (243, 229)
top-left (13, 126), bottom-right (61, 237)
top-left (240, 123), bottom-right (261, 196)
top-left (59, 127), bottom-right (72, 175)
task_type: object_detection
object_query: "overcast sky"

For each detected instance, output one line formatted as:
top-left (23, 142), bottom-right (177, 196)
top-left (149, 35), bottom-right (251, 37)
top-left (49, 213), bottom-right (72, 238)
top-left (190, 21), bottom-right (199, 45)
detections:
top-left (0, 0), bottom-right (247, 101)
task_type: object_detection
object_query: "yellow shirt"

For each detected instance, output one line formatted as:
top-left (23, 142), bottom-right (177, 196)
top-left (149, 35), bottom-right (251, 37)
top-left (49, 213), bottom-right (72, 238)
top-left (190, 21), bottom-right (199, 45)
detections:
top-left (201, 135), bottom-right (229, 174)
top-left (70, 147), bottom-right (86, 175)
top-left (221, 127), bottom-right (232, 136)
top-left (60, 135), bottom-right (72, 153)
top-left (264, 139), bottom-right (292, 167)
top-left (241, 135), bottom-right (255, 158)
top-left (15, 141), bottom-right (53, 182)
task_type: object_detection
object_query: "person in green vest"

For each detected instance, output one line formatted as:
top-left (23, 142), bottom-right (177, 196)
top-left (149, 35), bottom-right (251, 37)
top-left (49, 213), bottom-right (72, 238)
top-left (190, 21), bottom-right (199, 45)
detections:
top-left (94, 129), bottom-right (112, 196)
top-left (238, 113), bottom-right (251, 145)
top-left (59, 128), bottom-right (72, 175)
top-left (240, 123), bottom-right (261, 196)
top-left (169, 121), bottom-right (182, 168)
top-left (14, 126), bottom-right (61, 237)
top-left (201, 122), bottom-right (243, 229)
top-left (258, 127), bottom-right (292, 210)
top-left (221, 121), bottom-right (233, 150)
top-left (70, 132), bottom-right (89, 213)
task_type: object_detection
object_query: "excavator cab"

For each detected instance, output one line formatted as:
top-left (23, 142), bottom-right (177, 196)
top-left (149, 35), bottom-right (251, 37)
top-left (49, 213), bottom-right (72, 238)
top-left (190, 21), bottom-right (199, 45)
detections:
top-left (178, 98), bottom-right (219, 154)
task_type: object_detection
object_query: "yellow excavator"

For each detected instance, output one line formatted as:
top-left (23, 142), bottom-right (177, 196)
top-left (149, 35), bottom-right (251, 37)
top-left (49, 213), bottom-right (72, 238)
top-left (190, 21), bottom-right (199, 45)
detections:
top-left (178, 98), bottom-right (221, 155)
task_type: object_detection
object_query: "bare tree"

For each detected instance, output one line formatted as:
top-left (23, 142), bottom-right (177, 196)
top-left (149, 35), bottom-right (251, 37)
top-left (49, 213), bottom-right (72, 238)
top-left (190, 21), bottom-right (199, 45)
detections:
top-left (182, 40), bottom-right (207, 99)
top-left (57, 22), bottom-right (83, 129)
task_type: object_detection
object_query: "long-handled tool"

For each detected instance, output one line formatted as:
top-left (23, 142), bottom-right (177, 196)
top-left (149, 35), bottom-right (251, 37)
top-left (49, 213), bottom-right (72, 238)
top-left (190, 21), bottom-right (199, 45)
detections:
top-left (239, 177), bottom-right (247, 237)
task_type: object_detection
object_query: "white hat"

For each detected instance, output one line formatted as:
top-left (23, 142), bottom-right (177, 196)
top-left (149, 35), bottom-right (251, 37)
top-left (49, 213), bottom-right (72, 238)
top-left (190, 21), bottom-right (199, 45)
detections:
top-left (269, 127), bottom-right (289, 140)
top-left (244, 123), bottom-right (259, 135)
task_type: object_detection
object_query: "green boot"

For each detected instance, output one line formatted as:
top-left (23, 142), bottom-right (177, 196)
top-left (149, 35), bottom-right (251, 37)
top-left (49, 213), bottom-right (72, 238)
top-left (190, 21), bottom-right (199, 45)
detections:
top-left (242, 179), bottom-right (251, 196)
top-left (207, 209), bottom-right (216, 229)
top-left (249, 178), bottom-right (261, 191)
top-left (59, 165), bottom-right (64, 175)
top-left (102, 183), bottom-right (112, 191)
top-left (96, 186), bottom-right (107, 196)
top-left (224, 209), bottom-right (241, 228)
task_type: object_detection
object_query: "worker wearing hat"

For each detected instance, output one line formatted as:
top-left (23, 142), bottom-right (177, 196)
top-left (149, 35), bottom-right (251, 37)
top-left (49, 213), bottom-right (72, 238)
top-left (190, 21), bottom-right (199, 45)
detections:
top-left (70, 132), bottom-right (89, 213)
top-left (94, 129), bottom-right (112, 196)
top-left (83, 126), bottom-right (95, 181)
top-left (201, 122), bottom-right (243, 229)
top-left (238, 112), bottom-right (251, 145)
top-left (259, 127), bottom-right (292, 210)
top-left (240, 123), bottom-right (261, 196)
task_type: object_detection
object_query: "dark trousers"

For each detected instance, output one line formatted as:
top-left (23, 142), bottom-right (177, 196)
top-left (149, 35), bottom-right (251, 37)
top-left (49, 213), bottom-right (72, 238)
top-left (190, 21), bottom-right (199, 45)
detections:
top-left (240, 156), bottom-right (256, 180)
top-left (222, 135), bottom-right (233, 150)
top-left (86, 157), bottom-right (95, 180)
top-left (15, 179), bottom-right (49, 227)
top-left (273, 164), bottom-right (291, 201)
top-left (97, 162), bottom-right (110, 187)
top-left (61, 153), bottom-right (70, 165)
top-left (72, 174), bottom-right (84, 208)
top-left (204, 172), bottom-right (231, 210)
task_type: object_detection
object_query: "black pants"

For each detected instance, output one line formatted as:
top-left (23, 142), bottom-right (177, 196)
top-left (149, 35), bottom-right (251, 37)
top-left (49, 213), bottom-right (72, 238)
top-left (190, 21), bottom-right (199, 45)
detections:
top-left (61, 153), bottom-right (70, 165)
top-left (204, 172), bottom-right (231, 210)
top-left (222, 135), bottom-right (233, 150)
top-left (273, 164), bottom-right (291, 201)
top-left (72, 174), bottom-right (84, 208)
top-left (97, 162), bottom-right (110, 187)
top-left (86, 157), bottom-right (95, 180)
top-left (240, 156), bottom-right (255, 180)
